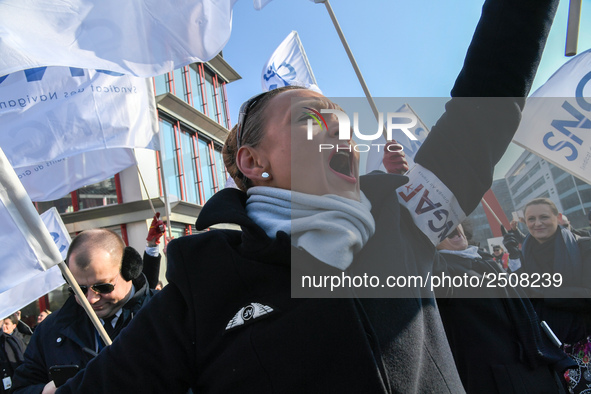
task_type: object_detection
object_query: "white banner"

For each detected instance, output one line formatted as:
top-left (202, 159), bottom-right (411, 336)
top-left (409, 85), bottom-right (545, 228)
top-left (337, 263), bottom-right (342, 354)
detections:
top-left (514, 48), bottom-right (591, 184)
top-left (40, 207), bottom-right (72, 260)
top-left (253, 0), bottom-right (273, 9)
top-left (0, 148), bottom-right (64, 318)
top-left (0, 66), bottom-right (157, 169)
top-left (0, 0), bottom-right (241, 77)
top-left (398, 164), bottom-right (465, 245)
top-left (364, 104), bottom-right (430, 174)
top-left (262, 31), bottom-right (321, 93)
top-left (16, 148), bottom-right (137, 202)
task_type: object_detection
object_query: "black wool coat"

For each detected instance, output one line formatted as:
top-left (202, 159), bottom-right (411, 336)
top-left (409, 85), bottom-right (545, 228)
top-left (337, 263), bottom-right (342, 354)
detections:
top-left (56, 0), bottom-right (558, 392)
top-left (435, 251), bottom-right (575, 394)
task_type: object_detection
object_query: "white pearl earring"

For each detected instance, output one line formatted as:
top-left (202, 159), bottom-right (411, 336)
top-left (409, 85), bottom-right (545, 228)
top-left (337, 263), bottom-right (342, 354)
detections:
top-left (262, 172), bottom-right (270, 179)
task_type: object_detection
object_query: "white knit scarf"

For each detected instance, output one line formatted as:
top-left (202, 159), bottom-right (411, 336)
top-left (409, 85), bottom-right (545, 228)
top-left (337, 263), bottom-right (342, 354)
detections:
top-left (246, 186), bottom-right (376, 270)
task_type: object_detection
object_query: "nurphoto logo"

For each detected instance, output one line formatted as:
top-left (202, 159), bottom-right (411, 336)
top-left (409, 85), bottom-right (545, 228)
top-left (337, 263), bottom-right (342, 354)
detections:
top-left (307, 108), bottom-right (418, 152)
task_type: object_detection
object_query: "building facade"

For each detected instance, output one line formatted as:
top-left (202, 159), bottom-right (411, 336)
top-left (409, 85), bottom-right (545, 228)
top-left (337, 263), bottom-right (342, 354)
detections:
top-left (29, 54), bottom-right (240, 317)
top-left (505, 150), bottom-right (591, 230)
top-left (465, 150), bottom-right (591, 251)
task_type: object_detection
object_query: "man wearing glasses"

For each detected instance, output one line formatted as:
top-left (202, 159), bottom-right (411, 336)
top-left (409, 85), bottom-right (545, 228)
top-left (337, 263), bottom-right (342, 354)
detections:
top-left (11, 225), bottom-right (163, 393)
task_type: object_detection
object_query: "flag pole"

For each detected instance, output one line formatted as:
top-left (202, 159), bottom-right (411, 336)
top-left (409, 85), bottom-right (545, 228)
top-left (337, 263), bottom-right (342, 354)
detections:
top-left (481, 197), bottom-right (504, 228)
top-left (565, 0), bottom-right (582, 56)
top-left (317, 0), bottom-right (381, 125)
top-left (155, 146), bottom-right (173, 240)
top-left (58, 261), bottom-right (112, 346)
top-left (137, 165), bottom-right (157, 216)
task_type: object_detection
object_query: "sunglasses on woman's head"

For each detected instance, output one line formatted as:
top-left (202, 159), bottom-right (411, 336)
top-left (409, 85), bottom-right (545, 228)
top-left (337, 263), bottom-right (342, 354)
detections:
top-left (236, 91), bottom-right (269, 149)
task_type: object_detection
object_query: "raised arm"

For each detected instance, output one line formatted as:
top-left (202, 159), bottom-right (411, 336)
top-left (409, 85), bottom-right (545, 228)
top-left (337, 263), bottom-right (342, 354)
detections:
top-left (398, 0), bottom-right (558, 246)
top-left (415, 0), bottom-right (558, 214)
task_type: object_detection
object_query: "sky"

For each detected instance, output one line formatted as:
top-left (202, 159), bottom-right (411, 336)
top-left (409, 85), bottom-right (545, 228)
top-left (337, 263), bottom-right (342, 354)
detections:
top-left (221, 0), bottom-right (591, 180)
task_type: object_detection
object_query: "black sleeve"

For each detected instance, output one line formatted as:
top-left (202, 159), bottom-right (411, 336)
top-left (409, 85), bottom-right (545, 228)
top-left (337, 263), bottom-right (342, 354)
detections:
top-left (569, 227), bottom-right (590, 238)
top-left (11, 324), bottom-right (52, 394)
top-left (415, 0), bottom-right (558, 215)
top-left (16, 320), bottom-right (33, 337)
top-left (142, 251), bottom-right (161, 289)
top-left (56, 284), bottom-right (195, 394)
top-left (543, 238), bottom-right (591, 305)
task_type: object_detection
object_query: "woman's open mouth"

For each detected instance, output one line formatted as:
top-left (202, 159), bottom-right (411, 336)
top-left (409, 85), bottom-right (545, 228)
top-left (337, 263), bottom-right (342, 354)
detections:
top-left (328, 147), bottom-right (356, 183)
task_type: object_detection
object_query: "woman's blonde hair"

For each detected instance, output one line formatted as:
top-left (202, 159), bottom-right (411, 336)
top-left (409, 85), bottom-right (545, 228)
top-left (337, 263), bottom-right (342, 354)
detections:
top-left (524, 197), bottom-right (559, 216)
top-left (223, 85), bottom-right (306, 191)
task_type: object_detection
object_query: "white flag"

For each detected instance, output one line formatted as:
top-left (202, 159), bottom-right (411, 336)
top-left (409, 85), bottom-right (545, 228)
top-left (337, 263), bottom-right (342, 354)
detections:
top-left (15, 148), bottom-right (137, 202)
top-left (0, 149), bottom-right (64, 319)
top-left (40, 208), bottom-right (72, 260)
top-left (514, 48), bottom-right (591, 184)
top-left (364, 104), bottom-right (430, 174)
top-left (0, 0), bottom-right (241, 77)
top-left (253, 0), bottom-right (273, 10)
top-left (0, 66), bottom-right (157, 169)
top-left (262, 31), bottom-right (321, 93)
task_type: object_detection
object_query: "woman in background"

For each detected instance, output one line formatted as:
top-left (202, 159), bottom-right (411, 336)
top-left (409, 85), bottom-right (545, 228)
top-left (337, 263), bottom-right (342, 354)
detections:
top-left (506, 197), bottom-right (591, 393)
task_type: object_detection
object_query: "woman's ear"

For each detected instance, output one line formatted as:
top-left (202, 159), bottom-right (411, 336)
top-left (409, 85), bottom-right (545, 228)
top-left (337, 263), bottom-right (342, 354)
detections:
top-left (236, 146), bottom-right (269, 182)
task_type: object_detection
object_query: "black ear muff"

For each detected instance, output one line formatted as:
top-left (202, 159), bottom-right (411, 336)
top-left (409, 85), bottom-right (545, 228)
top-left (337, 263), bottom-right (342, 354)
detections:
top-left (120, 246), bottom-right (143, 281)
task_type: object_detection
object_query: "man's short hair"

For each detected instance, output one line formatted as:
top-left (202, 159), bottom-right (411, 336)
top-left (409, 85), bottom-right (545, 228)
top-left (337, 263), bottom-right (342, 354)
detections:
top-left (492, 245), bottom-right (503, 251)
top-left (66, 229), bottom-right (125, 270)
top-left (3, 314), bottom-right (18, 325)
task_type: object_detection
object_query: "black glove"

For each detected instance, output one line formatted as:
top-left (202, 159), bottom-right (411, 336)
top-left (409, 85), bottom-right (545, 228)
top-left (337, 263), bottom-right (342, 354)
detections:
top-left (501, 226), bottom-right (521, 259)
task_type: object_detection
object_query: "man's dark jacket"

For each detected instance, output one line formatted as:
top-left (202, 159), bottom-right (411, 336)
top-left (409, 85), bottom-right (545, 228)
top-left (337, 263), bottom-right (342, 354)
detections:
top-left (0, 332), bottom-right (24, 393)
top-left (10, 273), bottom-right (156, 394)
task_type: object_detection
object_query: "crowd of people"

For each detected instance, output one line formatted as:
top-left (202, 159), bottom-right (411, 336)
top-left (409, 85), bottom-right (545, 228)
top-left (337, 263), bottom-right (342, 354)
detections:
top-left (2, 0), bottom-right (590, 393)
top-left (501, 198), bottom-right (591, 393)
top-left (0, 214), bottom-right (165, 394)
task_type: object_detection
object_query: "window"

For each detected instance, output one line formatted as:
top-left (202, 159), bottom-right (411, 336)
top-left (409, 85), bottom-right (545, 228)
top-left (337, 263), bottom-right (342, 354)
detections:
top-left (203, 69), bottom-right (219, 123)
top-left (159, 118), bottom-right (183, 201)
top-left (561, 193), bottom-right (580, 212)
top-left (555, 176), bottom-right (573, 195)
top-left (550, 164), bottom-right (563, 180)
top-left (158, 116), bottom-right (226, 205)
top-left (154, 74), bottom-right (168, 96)
top-left (173, 68), bottom-right (185, 100)
top-left (189, 66), bottom-right (204, 113)
top-left (198, 138), bottom-right (216, 200)
top-left (574, 177), bottom-right (589, 187)
top-left (514, 177), bottom-right (546, 206)
top-left (36, 177), bottom-right (118, 214)
top-left (36, 195), bottom-right (75, 214)
top-left (217, 81), bottom-right (229, 128)
top-left (77, 178), bottom-right (117, 209)
top-left (179, 131), bottom-right (199, 204)
top-left (509, 162), bottom-right (541, 195)
top-left (214, 149), bottom-right (227, 188)
top-left (580, 189), bottom-right (591, 203)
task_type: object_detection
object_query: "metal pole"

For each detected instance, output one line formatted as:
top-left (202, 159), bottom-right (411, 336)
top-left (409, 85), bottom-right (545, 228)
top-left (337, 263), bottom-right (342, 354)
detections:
top-left (321, 0), bottom-right (381, 124)
top-left (58, 261), bottom-right (112, 346)
top-left (566, 0), bottom-right (582, 56)
top-left (481, 197), bottom-right (503, 227)
top-left (137, 164), bottom-right (157, 216)
top-left (155, 133), bottom-right (174, 240)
